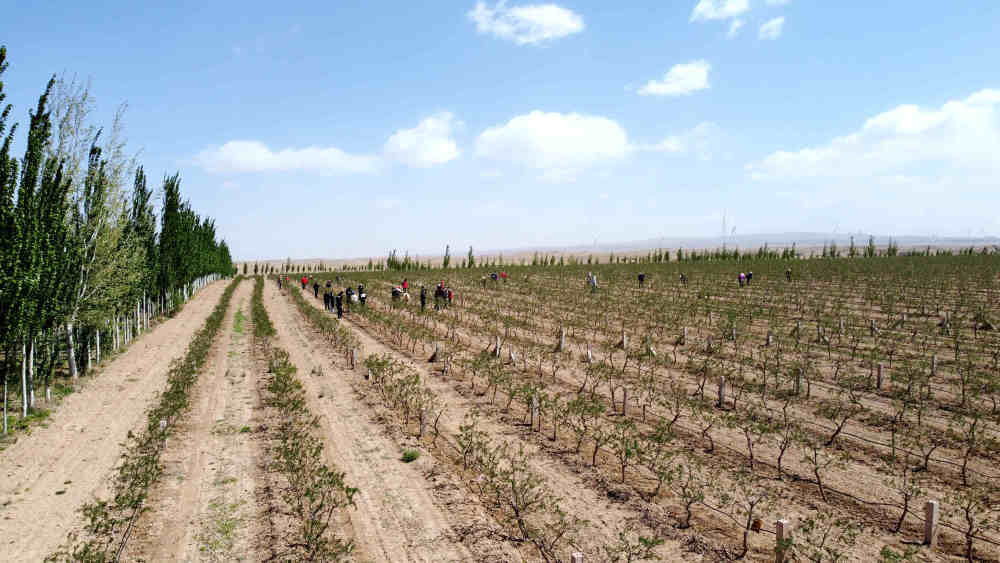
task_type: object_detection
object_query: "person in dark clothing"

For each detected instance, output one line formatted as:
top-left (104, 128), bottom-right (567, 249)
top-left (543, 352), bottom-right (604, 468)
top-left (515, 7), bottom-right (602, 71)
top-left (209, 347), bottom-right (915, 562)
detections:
top-left (680, 273), bottom-right (688, 285)
top-left (747, 271), bottom-right (753, 285)
top-left (345, 287), bottom-right (355, 312)
top-left (313, 282), bottom-right (320, 298)
top-left (638, 272), bottom-right (646, 287)
top-left (277, 276), bottom-right (282, 289)
top-left (434, 285), bottom-right (444, 311)
top-left (335, 292), bottom-right (344, 319)
top-left (358, 284), bottom-right (367, 306)
top-left (785, 268), bottom-right (792, 282)
top-left (420, 286), bottom-right (427, 311)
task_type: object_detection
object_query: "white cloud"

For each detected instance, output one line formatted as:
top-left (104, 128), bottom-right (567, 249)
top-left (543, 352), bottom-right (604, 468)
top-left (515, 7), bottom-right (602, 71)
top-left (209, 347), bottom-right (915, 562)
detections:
top-left (195, 141), bottom-right (379, 175)
top-left (646, 122), bottom-right (721, 160)
top-left (765, 0), bottom-right (790, 5)
top-left (759, 16), bottom-right (785, 40)
top-left (468, 1), bottom-right (584, 45)
top-left (747, 89), bottom-right (1000, 185)
top-left (384, 112), bottom-right (460, 167)
top-left (638, 60), bottom-right (711, 97)
top-left (690, 0), bottom-right (749, 21)
top-left (475, 111), bottom-right (630, 180)
top-left (727, 19), bottom-right (744, 38)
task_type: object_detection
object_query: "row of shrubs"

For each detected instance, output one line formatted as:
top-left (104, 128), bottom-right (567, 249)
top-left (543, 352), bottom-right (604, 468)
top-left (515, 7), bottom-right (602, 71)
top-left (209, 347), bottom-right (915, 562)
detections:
top-left (48, 276), bottom-right (243, 562)
top-left (252, 276), bottom-right (358, 561)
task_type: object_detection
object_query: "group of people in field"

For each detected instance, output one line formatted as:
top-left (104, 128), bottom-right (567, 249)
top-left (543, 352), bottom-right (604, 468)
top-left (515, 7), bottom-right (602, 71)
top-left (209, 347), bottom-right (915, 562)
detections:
top-left (479, 271), bottom-right (509, 288)
top-left (391, 278), bottom-right (454, 311)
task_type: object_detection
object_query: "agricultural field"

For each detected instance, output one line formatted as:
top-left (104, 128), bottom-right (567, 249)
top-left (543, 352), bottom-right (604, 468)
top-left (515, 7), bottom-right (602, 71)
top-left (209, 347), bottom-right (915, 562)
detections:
top-left (272, 253), bottom-right (999, 562)
top-left (3, 250), bottom-right (999, 562)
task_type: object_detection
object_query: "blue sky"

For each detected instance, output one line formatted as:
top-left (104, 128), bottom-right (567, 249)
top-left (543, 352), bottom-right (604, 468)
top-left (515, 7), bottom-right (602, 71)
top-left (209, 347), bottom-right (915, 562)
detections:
top-left (4, 1), bottom-right (999, 260)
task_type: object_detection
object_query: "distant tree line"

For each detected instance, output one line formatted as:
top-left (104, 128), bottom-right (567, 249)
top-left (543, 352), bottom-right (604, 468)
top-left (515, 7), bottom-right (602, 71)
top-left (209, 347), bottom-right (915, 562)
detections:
top-left (0, 46), bottom-right (234, 432)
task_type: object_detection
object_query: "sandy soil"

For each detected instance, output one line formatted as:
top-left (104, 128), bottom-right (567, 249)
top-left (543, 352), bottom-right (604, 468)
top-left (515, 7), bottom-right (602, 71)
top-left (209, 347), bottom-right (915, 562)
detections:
top-left (123, 280), bottom-right (265, 562)
top-left (0, 281), bottom-right (228, 562)
top-left (262, 280), bottom-right (480, 562)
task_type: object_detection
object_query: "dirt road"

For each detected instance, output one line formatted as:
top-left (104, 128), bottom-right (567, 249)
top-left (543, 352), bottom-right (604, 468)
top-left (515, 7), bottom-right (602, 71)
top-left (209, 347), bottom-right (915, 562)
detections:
top-left (122, 280), bottom-right (264, 562)
top-left (0, 281), bottom-right (228, 562)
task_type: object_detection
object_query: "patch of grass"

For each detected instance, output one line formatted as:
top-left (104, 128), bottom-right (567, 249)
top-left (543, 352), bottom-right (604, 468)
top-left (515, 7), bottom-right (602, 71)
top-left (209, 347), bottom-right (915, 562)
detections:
top-left (198, 498), bottom-right (244, 555)
top-left (401, 449), bottom-right (420, 463)
top-left (233, 309), bottom-right (246, 334)
top-left (239, 425), bottom-right (251, 433)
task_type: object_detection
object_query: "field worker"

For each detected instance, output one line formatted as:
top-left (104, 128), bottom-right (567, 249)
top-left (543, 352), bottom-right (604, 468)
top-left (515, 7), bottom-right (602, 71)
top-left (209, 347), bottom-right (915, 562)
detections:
top-left (392, 286), bottom-right (402, 301)
top-left (747, 271), bottom-right (753, 285)
top-left (434, 284), bottom-right (444, 310)
top-left (590, 273), bottom-right (598, 293)
top-left (336, 292), bottom-right (344, 319)
top-left (785, 268), bottom-right (792, 282)
top-left (447, 287), bottom-right (454, 306)
top-left (402, 278), bottom-right (409, 293)
top-left (277, 276), bottom-right (282, 289)
top-left (313, 281), bottom-right (320, 298)
top-left (358, 284), bottom-right (367, 306)
top-left (491, 272), bottom-right (499, 284)
top-left (680, 272), bottom-right (688, 285)
top-left (500, 271), bottom-right (508, 283)
top-left (738, 272), bottom-right (746, 288)
top-left (420, 286), bottom-right (427, 311)
top-left (638, 272), bottom-right (646, 287)
top-left (323, 289), bottom-right (331, 311)
top-left (301, 276), bottom-right (308, 290)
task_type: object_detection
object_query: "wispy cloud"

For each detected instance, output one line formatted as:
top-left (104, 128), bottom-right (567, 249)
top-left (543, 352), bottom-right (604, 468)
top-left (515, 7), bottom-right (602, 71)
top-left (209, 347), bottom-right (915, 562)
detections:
top-left (759, 16), bottom-right (785, 40)
top-left (638, 60), bottom-right (711, 97)
top-left (468, 1), bottom-right (584, 45)
top-left (727, 19), bottom-right (744, 38)
top-left (690, 0), bottom-right (749, 22)
top-left (195, 141), bottom-right (379, 175)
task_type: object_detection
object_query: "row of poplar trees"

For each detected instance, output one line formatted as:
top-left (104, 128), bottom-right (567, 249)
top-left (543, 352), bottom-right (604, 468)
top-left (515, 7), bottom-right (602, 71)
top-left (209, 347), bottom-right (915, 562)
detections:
top-left (0, 47), bottom-right (235, 433)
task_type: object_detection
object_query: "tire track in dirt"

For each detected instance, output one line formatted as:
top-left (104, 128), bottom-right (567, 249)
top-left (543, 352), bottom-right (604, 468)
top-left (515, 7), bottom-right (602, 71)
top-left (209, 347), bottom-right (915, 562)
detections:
top-left (263, 281), bottom-right (475, 562)
top-left (123, 280), bottom-right (264, 562)
top-left (0, 281), bottom-right (228, 562)
top-left (292, 287), bottom-right (687, 561)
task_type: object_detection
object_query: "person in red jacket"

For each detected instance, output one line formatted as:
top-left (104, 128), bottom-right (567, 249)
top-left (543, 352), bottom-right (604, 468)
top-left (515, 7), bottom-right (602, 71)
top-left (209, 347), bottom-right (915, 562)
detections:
top-left (402, 278), bottom-right (409, 293)
top-left (301, 276), bottom-right (308, 289)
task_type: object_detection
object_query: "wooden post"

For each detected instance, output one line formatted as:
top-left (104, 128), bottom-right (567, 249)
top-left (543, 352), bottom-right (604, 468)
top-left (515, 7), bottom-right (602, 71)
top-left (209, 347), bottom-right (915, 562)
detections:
top-left (775, 519), bottom-right (789, 563)
top-left (683, 326), bottom-right (688, 343)
top-left (876, 363), bottom-right (884, 389)
top-left (622, 387), bottom-right (628, 416)
top-left (429, 342), bottom-right (439, 363)
top-left (586, 343), bottom-right (593, 364)
top-left (717, 376), bottom-right (726, 408)
top-left (766, 331), bottom-right (773, 347)
top-left (571, 553), bottom-right (584, 563)
top-left (706, 336), bottom-right (713, 353)
top-left (839, 318), bottom-right (844, 333)
top-left (495, 335), bottom-right (501, 358)
top-left (870, 319), bottom-right (876, 336)
top-left (930, 354), bottom-right (937, 377)
top-left (923, 500), bottom-right (939, 546)
top-left (350, 349), bottom-right (357, 370)
top-left (794, 368), bottom-right (802, 395)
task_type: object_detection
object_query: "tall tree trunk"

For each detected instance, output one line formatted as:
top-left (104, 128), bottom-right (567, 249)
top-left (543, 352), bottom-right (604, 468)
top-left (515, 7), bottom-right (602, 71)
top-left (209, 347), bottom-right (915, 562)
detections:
top-left (96, 329), bottom-right (100, 365)
top-left (66, 321), bottom-right (79, 380)
top-left (21, 340), bottom-right (28, 417)
top-left (29, 338), bottom-right (35, 409)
